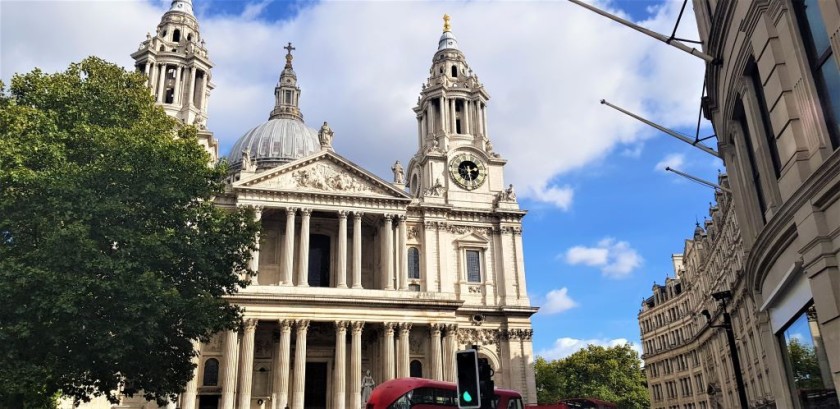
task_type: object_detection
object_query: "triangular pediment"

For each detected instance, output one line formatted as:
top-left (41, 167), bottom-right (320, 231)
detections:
top-left (233, 150), bottom-right (410, 199)
top-left (456, 232), bottom-right (490, 244)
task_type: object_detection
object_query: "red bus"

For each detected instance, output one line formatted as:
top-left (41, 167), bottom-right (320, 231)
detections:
top-left (366, 377), bottom-right (525, 409)
top-left (526, 398), bottom-right (618, 409)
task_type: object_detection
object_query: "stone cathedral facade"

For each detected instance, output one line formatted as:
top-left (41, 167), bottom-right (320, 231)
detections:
top-left (117, 2), bottom-right (538, 408)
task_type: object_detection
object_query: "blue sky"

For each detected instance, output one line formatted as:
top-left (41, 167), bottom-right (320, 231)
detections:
top-left (1, 0), bottom-right (722, 360)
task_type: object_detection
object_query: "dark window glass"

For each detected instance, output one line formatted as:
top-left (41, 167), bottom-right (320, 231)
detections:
top-left (202, 358), bottom-right (219, 386)
top-left (796, 0), bottom-right (840, 149)
top-left (734, 99), bottom-right (768, 224)
top-left (780, 304), bottom-right (838, 408)
top-left (308, 234), bottom-right (330, 287)
top-left (747, 61), bottom-right (782, 177)
top-left (408, 247), bottom-right (420, 279)
top-left (466, 250), bottom-right (481, 282)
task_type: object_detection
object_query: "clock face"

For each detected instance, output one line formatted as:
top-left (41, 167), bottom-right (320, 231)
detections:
top-left (449, 153), bottom-right (487, 190)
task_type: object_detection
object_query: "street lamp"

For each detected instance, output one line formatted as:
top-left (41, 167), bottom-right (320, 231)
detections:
top-left (701, 290), bottom-right (749, 409)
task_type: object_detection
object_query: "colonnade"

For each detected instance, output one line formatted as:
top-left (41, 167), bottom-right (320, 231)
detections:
top-left (208, 319), bottom-right (459, 409)
top-left (417, 95), bottom-right (488, 139)
top-left (248, 208), bottom-right (409, 290)
top-left (143, 60), bottom-right (208, 110)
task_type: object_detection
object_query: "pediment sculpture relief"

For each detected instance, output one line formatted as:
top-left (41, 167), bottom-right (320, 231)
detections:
top-left (253, 162), bottom-right (389, 195)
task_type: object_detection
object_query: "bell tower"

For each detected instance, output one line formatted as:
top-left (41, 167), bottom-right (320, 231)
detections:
top-left (269, 43), bottom-right (305, 121)
top-left (406, 15), bottom-right (514, 211)
top-left (131, 0), bottom-right (218, 161)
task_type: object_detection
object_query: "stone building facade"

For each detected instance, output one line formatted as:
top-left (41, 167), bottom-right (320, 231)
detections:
top-left (693, 0), bottom-right (840, 407)
top-left (640, 175), bottom-right (776, 409)
top-left (111, 2), bottom-right (538, 409)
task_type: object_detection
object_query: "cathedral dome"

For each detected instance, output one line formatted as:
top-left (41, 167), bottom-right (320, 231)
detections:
top-left (227, 118), bottom-right (320, 169)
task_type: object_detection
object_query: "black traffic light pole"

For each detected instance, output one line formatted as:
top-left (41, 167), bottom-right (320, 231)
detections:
top-left (703, 291), bottom-right (749, 409)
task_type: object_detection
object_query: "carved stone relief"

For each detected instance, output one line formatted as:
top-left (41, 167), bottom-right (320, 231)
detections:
top-left (255, 162), bottom-right (390, 195)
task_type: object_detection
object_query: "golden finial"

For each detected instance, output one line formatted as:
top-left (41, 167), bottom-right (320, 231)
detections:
top-left (443, 14), bottom-right (451, 32)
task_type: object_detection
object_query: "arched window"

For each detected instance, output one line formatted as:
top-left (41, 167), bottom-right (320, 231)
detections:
top-left (451, 65), bottom-right (458, 77)
top-left (410, 360), bottom-right (423, 378)
top-left (203, 358), bottom-right (219, 386)
top-left (408, 247), bottom-right (420, 279)
top-left (173, 29), bottom-right (181, 43)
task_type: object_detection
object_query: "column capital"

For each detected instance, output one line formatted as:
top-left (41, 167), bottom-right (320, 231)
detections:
top-left (335, 320), bottom-right (349, 331)
top-left (398, 214), bottom-right (407, 222)
top-left (383, 213), bottom-right (394, 222)
top-left (286, 207), bottom-right (298, 216)
top-left (337, 210), bottom-right (348, 219)
top-left (300, 208), bottom-right (313, 217)
top-left (443, 323), bottom-right (458, 335)
top-left (278, 319), bottom-right (293, 330)
top-left (398, 322), bottom-right (413, 333)
top-left (430, 323), bottom-right (442, 335)
top-left (295, 319), bottom-right (310, 331)
top-left (351, 321), bottom-right (365, 334)
top-left (243, 318), bottom-right (258, 330)
top-left (353, 211), bottom-right (364, 220)
top-left (383, 322), bottom-right (396, 334)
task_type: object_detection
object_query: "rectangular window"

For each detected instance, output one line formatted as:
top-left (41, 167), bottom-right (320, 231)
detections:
top-left (284, 90), bottom-right (292, 104)
top-left (747, 61), bottom-right (782, 177)
top-left (466, 250), bottom-right (481, 282)
top-left (735, 99), bottom-right (768, 224)
top-left (796, 0), bottom-right (840, 149)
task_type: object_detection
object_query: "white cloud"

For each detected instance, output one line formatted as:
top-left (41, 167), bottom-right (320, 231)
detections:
top-left (654, 153), bottom-right (685, 172)
top-left (565, 237), bottom-right (643, 278)
top-left (537, 337), bottom-right (642, 360)
top-left (541, 288), bottom-right (578, 315)
top-left (1, 1), bottom-right (706, 210)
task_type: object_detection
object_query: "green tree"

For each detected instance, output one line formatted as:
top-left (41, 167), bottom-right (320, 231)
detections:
top-left (535, 343), bottom-right (649, 409)
top-left (787, 337), bottom-right (823, 390)
top-left (0, 57), bottom-right (259, 407)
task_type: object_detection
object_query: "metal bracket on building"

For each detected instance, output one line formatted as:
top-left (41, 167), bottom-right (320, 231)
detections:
top-left (567, 0), bottom-right (715, 63)
top-left (665, 167), bottom-right (731, 193)
top-left (600, 99), bottom-right (721, 158)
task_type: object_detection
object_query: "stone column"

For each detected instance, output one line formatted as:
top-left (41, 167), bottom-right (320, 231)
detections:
top-left (398, 216), bottom-right (408, 290)
top-left (450, 99), bottom-right (457, 134)
top-left (382, 322), bottom-right (396, 381)
top-left (352, 212), bottom-right (363, 289)
top-left (156, 64), bottom-right (167, 103)
top-left (291, 320), bottom-right (310, 409)
top-left (187, 66), bottom-right (197, 109)
top-left (200, 71), bottom-right (209, 111)
top-left (173, 65), bottom-right (183, 105)
top-left (297, 209), bottom-right (312, 287)
top-left (350, 321), bottom-right (364, 409)
top-left (283, 208), bottom-right (296, 286)
top-left (440, 95), bottom-right (447, 134)
top-left (337, 211), bottom-right (348, 288)
top-left (482, 103), bottom-right (488, 138)
top-left (181, 340), bottom-right (200, 409)
top-left (383, 215), bottom-right (394, 290)
top-left (334, 321), bottom-right (348, 408)
top-left (443, 324), bottom-right (458, 382)
top-left (237, 319), bottom-right (258, 409)
top-left (221, 330), bottom-right (239, 409)
top-left (272, 320), bottom-right (292, 409)
top-left (398, 323), bottom-right (412, 378)
top-left (464, 100), bottom-right (471, 134)
top-left (430, 324), bottom-right (443, 380)
top-left (250, 207), bottom-right (263, 285)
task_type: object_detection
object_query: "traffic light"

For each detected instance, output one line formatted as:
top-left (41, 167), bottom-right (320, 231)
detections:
top-left (456, 349), bottom-right (481, 408)
top-left (478, 357), bottom-right (494, 407)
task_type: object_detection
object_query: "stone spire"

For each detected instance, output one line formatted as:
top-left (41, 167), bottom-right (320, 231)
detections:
top-left (131, 0), bottom-right (218, 161)
top-left (269, 42), bottom-right (304, 122)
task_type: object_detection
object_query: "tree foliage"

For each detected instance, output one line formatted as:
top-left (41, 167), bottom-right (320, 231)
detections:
top-left (787, 338), bottom-right (824, 390)
top-left (535, 343), bottom-right (649, 409)
top-left (0, 57), bottom-right (259, 407)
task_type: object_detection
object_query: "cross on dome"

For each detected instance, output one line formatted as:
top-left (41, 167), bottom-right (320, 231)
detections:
top-left (284, 42), bottom-right (296, 68)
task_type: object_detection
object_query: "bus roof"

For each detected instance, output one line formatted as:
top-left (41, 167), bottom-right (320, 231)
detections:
top-left (367, 378), bottom-right (522, 407)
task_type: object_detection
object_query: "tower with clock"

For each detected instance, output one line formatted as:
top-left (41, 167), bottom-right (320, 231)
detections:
top-left (406, 15), bottom-right (516, 212)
